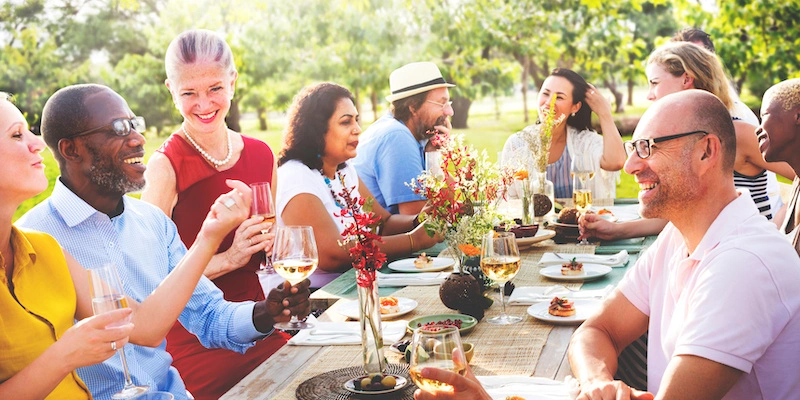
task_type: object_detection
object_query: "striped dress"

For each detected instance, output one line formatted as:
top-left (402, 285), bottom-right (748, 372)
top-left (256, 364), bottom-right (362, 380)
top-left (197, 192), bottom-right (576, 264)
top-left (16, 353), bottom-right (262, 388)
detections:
top-left (734, 170), bottom-right (772, 219)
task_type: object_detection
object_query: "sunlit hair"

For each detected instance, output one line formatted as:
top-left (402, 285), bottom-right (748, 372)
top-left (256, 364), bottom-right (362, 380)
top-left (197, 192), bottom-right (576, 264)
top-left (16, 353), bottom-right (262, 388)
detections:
top-left (647, 42), bottom-right (733, 110)
top-left (279, 82), bottom-right (355, 171)
top-left (671, 27), bottom-right (715, 53)
top-left (165, 29), bottom-right (236, 81)
top-left (548, 68), bottom-right (592, 131)
top-left (390, 91), bottom-right (428, 122)
top-left (764, 78), bottom-right (800, 112)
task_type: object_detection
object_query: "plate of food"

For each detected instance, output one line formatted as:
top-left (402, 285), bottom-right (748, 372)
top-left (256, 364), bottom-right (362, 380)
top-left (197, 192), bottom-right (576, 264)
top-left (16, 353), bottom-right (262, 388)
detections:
top-left (593, 208), bottom-right (618, 222)
top-left (407, 314), bottom-right (478, 335)
top-left (539, 263), bottom-right (612, 281)
top-left (527, 297), bottom-right (602, 325)
top-left (516, 228), bottom-right (556, 247)
top-left (336, 296), bottom-right (418, 320)
top-left (387, 255), bottom-right (455, 273)
top-left (344, 373), bottom-right (408, 395)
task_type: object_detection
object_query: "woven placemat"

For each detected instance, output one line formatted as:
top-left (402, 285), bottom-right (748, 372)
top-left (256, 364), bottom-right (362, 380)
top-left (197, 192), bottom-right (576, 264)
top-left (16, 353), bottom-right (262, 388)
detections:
top-left (295, 363), bottom-right (415, 400)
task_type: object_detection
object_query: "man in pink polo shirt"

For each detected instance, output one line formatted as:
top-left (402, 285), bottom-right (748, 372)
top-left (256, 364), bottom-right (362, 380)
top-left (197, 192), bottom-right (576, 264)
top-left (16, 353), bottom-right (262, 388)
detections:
top-left (569, 90), bottom-right (800, 399)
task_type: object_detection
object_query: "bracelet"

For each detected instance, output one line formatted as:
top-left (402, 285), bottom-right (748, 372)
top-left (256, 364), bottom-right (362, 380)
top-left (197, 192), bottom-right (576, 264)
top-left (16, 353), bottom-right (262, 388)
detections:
top-left (407, 232), bottom-right (415, 252)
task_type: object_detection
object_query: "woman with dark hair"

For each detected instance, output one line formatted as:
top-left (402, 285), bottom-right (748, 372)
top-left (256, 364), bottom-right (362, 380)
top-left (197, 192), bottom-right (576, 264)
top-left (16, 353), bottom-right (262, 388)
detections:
top-left (277, 83), bottom-right (440, 288)
top-left (502, 68), bottom-right (625, 199)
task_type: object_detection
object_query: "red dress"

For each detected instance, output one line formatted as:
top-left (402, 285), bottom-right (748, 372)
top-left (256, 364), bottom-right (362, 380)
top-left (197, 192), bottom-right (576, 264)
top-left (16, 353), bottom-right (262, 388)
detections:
top-left (157, 134), bottom-right (289, 400)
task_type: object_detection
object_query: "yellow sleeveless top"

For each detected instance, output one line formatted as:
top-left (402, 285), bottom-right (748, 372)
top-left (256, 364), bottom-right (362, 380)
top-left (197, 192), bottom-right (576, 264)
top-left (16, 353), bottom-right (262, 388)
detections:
top-left (0, 227), bottom-right (90, 399)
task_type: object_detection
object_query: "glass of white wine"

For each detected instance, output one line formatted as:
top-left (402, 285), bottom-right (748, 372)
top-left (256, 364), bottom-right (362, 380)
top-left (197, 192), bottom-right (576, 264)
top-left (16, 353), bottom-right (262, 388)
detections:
top-left (251, 181), bottom-right (277, 273)
top-left (481, 231), bottom-right (522, 325)
top-left (571, 152), bottom-right (594, 245)
top-left (88, 264), bottom-right (149, 399)
top-left (409, 324), bottom-right (468, 394)
top-left (271, 225), bottom-right (318, 330)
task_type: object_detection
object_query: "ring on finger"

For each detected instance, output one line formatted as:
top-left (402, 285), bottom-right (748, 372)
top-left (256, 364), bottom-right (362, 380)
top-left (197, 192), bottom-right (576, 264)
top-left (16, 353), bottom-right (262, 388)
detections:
top-left (223, 197), bottom-right (236, 210)
top-left (111, 341), bottom-right (117, 351)
top-left (247, 238), bottom-right (252, 246)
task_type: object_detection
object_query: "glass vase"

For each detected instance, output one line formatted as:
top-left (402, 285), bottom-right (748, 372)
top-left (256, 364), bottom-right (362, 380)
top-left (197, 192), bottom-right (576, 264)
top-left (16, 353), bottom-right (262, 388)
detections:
top-left (520, 178), bottom-right (533, 225)
top-left (532, 171), bottom-right (554, 223)
top-left (357, 282), bottom-right (386, 374)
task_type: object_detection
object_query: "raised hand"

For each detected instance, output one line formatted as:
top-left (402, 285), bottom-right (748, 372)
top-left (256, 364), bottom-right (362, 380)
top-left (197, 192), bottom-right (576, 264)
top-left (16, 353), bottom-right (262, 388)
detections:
top-left (58, 308), bottom-right (134, 370)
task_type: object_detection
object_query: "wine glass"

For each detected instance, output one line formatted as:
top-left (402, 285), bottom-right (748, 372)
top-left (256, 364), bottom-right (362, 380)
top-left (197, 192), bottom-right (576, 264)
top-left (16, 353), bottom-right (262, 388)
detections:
top-left (480, 232), bottom-right (522, 324)
top-left (271, 225), bottom-right (318, 330)
top-left (571, 153), bottom-right (594, 245)
top-left (408, 324), bottom-right (468, 394)
top-left (88, 264), bottom-right (149, 399)
top-left (251, 182), bottom-right (276, 272)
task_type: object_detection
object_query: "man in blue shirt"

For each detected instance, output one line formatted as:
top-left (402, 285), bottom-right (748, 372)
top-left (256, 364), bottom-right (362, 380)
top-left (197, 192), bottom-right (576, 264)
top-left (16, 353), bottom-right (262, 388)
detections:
top-left (352, 62), bottom-right (455, 215)
top-left (18, 84), bottom-right (311, 399)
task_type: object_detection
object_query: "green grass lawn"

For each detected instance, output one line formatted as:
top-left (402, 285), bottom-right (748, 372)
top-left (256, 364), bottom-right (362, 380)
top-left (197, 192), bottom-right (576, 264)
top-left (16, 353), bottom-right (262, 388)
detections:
top-left (14, 106), bottom-right (641, 221)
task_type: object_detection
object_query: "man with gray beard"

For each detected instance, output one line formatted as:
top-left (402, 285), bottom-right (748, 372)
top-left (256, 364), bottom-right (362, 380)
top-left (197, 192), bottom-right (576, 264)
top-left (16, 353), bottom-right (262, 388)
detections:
top-left (17, 84), bottom-right (311, 399)
top-left (352, 62), bottom-right (455, 215)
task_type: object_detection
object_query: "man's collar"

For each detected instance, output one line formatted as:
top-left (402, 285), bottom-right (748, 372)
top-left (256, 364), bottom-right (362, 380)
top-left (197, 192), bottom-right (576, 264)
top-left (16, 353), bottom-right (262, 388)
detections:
top-left (51, 178), bottom-right (125, 227)
top-left (687, 189), bottom-right (756, 260)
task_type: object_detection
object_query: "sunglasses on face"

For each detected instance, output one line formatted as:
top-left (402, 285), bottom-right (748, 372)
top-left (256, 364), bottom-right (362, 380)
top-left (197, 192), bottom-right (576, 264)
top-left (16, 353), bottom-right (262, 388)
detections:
top-left (65, 116), bottom-right (146, 140)
top-left (624, 130), bottom-right (708, 159)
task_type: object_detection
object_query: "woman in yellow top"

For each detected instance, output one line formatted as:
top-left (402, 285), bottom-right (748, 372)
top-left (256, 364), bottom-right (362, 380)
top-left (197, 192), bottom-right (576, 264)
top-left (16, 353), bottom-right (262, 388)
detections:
top-left (0, 94), bottom-right (249, 399)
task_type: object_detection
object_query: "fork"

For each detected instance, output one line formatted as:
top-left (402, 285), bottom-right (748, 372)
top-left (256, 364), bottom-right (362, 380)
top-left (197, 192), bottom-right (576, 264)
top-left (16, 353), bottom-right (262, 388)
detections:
top-left (543, 285), bottom-right (580, 295)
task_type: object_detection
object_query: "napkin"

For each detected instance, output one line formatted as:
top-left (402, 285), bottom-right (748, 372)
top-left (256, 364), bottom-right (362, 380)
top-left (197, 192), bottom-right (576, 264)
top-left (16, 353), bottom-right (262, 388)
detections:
top-left (288, 318), bottom-right (408, 346)
top-left (538, 250), bottom-right (628, 267)
top-left (508, 284), bottom-right (614, 305)
top-left (477, 375), bottom-right (578, 399)
top-left (377, 271), bottom-right (448, 287)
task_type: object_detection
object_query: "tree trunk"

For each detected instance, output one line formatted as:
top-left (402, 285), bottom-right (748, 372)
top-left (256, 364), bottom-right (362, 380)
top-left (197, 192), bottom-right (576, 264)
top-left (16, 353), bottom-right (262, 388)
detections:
top-left (522, 55), bottom-right (529, 123)
top-left (370, 90), bottom-right (379, 122)
top-left (602, 79), bottom-right (625, 114)
top-left (627, 77), bottom-right (634, 107)
top-left (257, 106), bottom-right (267, 131)
top-left (451, 96), bottom-right (472, 129)
top-left (226, 99), bottom-right (241, 132)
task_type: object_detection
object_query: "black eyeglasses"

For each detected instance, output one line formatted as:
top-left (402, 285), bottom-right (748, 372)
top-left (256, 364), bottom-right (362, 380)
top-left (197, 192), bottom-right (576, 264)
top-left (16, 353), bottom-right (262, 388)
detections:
top-left (65, 116), bottom-right (145, 139)
top-left (624, 130), bottom-right (708, 159)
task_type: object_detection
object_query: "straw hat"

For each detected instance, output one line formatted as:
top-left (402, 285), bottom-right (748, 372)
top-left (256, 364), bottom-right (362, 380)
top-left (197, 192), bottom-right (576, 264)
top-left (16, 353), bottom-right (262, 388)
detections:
top-left (386, 62), bottom-right (455, 102)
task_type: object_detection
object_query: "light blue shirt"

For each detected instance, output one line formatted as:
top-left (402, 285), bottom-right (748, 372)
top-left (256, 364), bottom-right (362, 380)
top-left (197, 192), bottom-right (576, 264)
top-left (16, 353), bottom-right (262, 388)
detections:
top-left (352, 112), bottom-right (426, 214)
top-left (17, 179), bottom-right (264, 400)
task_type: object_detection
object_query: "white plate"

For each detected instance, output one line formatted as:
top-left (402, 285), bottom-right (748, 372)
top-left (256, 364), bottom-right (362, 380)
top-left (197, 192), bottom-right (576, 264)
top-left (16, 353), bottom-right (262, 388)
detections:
top-left (516, 229), bottom-right (556, 247)
top-left (336, 297), bottom-right (418, 320)
top-left (527, 299), bottom-right (603, 325)
top-left (539, 264), bottom-right (612, 281)
top-left (387, 257), bottom-right (455, 272)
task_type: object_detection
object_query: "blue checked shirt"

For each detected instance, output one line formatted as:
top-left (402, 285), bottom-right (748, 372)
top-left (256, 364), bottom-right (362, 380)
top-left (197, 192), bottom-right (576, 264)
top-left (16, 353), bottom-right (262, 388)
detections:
top-left (17, 179), bottom-right (264, 400)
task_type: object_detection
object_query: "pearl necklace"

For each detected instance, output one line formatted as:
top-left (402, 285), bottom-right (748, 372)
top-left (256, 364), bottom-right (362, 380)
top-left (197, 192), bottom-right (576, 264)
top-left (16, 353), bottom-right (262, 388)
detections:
top-left (181, 124), bottom-right (232, 168)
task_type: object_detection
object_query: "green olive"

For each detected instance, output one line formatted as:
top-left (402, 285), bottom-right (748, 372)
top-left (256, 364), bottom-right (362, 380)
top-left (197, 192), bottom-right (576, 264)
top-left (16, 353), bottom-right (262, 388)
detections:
top-left (360, 377), bottom-right (372, 388)
top-left (381, 375), bottom-right (397, 388)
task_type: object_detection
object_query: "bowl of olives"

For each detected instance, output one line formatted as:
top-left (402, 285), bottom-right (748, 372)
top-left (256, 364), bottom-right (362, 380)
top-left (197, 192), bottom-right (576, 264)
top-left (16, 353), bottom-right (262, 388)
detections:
top-left (344, 372), bottom-right (407, 394)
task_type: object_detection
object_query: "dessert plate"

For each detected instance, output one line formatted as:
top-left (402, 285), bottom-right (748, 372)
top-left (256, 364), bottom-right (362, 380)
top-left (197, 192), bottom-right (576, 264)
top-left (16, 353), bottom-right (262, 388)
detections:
top-left (387, 257), bottom-right (454, 273)
top-left (527, 299), bottom-right (602, 325)
top-left (539, 264), bottom-right (612, 282)
top-left (336, 297), bottom-right (418, 320)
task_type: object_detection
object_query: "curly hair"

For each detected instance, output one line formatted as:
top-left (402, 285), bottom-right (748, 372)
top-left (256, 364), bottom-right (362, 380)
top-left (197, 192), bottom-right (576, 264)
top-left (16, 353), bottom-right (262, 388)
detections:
top-left (548, 68), bottom-right (592, 131)
top-left (278, 82), bottom-right (355, 170)
top-left (647, 42), bottom-right (733, 110)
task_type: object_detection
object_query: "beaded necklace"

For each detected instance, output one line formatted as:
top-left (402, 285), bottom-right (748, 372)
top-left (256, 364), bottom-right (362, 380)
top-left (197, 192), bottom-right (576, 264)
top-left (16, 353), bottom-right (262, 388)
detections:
top-left (322, 170), bottom-right (345, 209)
top-left (181, 124), bottom-right (232, 168)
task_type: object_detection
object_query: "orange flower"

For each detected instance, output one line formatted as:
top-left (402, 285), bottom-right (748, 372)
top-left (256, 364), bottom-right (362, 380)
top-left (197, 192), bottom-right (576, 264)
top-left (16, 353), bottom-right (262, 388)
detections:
top-left (513, 169), bottom-right (529, 180)
top-left (458, 244), bottom-right (481, 257)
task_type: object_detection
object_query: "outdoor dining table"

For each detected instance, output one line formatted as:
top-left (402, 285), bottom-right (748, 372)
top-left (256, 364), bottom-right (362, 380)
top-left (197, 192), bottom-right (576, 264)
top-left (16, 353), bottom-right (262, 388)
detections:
top-left (222, 200), bottom-right (654, 400)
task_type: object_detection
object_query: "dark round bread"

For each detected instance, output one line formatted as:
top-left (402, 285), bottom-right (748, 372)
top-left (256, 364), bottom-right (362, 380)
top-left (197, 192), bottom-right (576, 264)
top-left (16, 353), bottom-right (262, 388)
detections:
top-left (558, 207), bottom-right (580, 224)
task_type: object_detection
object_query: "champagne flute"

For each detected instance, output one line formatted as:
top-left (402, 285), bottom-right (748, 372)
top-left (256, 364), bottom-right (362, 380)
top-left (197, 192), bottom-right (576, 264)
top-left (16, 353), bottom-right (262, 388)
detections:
top-left (571, 153), bottom-right (594, 245)
top-left (250, 182), bottom-right (276, 271)
top-left (271, 225), bottom-right (318, 330)
top-left (480, 232), bottom-right (522, 325)
top-left (88, 264), bottom-right (149, 399)
top-left (408, 324), bottom-right (468, 394)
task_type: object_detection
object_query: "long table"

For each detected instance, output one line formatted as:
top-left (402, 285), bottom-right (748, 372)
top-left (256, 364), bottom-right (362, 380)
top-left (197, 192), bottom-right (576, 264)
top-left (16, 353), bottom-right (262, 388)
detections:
top-left (222, 232), bottom-right (654, 399)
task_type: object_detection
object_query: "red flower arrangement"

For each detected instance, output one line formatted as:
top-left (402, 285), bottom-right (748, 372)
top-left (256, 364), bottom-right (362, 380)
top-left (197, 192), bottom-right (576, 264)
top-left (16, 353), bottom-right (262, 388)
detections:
top-left (332, 181), bottom-right (387, 287)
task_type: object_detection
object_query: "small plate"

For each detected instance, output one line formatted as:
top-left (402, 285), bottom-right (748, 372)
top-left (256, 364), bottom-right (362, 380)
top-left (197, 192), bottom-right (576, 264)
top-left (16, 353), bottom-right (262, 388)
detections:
top-left (387, 257), bottom-right (455, 273)
top-left (344, 374), bottom-right (408, 395)
top-left (527, 299), bottom-right (603, 325)
top-left (539, 264), bottom-right (612, 281)
top-left (516, 229), bottom-right (556, 247)
top-left (407, 314), bottom-right (478, 335)
top-left (336, 297), bottom-right (418, 320)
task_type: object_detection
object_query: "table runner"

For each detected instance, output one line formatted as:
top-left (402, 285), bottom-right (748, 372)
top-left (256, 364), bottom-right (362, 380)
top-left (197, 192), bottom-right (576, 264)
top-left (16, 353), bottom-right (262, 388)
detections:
top-left (275, 243), bottom-right (589, 399)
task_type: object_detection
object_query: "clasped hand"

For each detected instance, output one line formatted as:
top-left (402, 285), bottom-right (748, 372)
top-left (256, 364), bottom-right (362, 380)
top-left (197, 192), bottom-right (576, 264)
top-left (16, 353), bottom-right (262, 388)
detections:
top-left (253, 279), bottom-right (311, 333)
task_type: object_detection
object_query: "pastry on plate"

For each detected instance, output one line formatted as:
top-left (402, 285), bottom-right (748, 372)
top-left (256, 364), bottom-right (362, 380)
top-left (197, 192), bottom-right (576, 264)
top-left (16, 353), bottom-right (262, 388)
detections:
top-left (414, 253), bottom-right (433, 269)
top-left (380, 296), bottom-right (399, 314)
top-left (548, 296), bottom-right (576, 317)
top-left (561, 257), bottom-right (584, 276)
